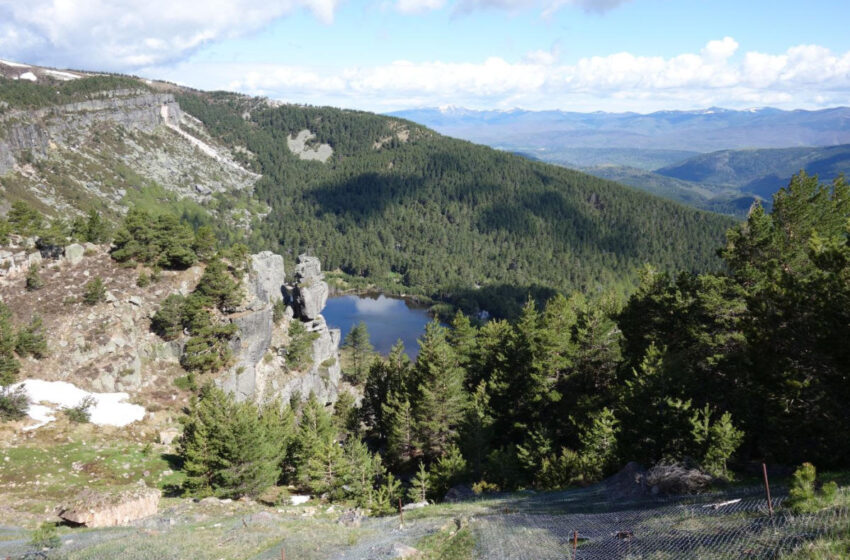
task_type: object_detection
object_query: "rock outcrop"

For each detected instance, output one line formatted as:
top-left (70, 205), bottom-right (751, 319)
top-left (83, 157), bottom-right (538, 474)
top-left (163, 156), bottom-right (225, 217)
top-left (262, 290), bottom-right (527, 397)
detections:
top-left (59, 486), bottom-right (160, 527)
top-left (0, 91), bottom-right (181, 175)
top-left (289, 254), bottom-right (329, 320)
top-left (221, 252), bottom-right (341, 405)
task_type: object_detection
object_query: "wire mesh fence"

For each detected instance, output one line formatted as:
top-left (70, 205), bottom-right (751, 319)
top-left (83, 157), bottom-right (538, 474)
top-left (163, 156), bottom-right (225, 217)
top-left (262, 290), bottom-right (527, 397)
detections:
top-left (472, 486), bottom-right (849, 559)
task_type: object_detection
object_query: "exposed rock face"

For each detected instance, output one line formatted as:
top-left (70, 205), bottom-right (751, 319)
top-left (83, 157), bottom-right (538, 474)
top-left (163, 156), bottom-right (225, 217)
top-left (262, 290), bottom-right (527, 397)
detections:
top-left (247, 251), bottom-right (285, 308)
top-left (290, 254), bottom-right (329, 320)
top-left (59, 486), bottom-right (160, 527)
top-left (0, 91), bottom-right (181, 175)
top-left (220, 252), bottom-right (341, 405)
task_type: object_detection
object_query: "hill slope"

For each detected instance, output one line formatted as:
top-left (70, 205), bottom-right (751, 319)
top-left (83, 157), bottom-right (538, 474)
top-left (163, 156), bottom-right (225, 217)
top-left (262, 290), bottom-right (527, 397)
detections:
top-left (657, 144), bottom-right (850, 198)
top-left (177, 92), bottom-right (735, 295)
top-left (0, 64), bottom-right (735, 298)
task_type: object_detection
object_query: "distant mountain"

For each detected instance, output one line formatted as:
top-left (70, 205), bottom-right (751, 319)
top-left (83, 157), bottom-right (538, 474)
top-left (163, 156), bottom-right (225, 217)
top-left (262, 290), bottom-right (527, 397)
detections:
top-left (390, 106), bottom-right (850, 216)
top-left (656, 144), bottom-right (850, 198)
top-left (388, 106), bottom-right (850, 156)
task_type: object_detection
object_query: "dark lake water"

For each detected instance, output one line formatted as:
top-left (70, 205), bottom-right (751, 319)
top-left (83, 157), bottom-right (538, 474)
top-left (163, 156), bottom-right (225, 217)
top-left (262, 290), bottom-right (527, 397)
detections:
top-left (323, 294), bottom-right (435, 359)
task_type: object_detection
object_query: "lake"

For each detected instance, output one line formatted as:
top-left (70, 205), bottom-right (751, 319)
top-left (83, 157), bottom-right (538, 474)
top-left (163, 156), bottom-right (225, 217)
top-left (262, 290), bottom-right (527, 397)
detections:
top-left (323, 294), bottom-right (435, 359)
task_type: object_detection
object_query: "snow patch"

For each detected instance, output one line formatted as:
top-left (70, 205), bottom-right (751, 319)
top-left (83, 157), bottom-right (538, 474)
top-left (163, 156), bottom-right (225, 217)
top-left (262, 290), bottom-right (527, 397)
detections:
top-left (18, 72), bottom-right (37, 82)
top-left (0, 59), bottom-right (30, 68)
top-left (43, 69), bottom-right (79, 81)
top-left (12, 380), bottom-right (146, 430)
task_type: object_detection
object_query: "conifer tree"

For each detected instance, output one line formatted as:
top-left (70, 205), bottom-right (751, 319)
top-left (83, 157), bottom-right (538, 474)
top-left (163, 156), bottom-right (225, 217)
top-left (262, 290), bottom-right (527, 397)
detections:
top-left (0, 303), bottom-right (20, 387)
top-left (384, 392), bottom-right (417, 467)
top-left (414, 321), bottom-right (467, 461)
top-left (407, 461), bottom-right (430, 504)
top-left (343, 321), bottom-right (373, 384)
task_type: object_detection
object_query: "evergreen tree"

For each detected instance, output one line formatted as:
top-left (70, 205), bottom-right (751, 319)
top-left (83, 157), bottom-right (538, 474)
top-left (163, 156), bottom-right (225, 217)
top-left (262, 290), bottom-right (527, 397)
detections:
top-left (194, 258), bottom-right (241, 312)
top-left (192, 225), bottom-right (217, 262)
top-left (343, 438), bottom-right (384, 506)
top-left (361, 340), bottom-right (410, 441)
top-left (343, 321), bottom-right (373, 384)
top-left (15, 315), bottom-right (47, 359)
top-left (0, 303), bottom-right (20, 387)
top-left (414, 321), bottom-right (467, 461)
top-left (384, 392), bottom-right (417, 468)
top-left (407, 461), bottom-right (430, 503)
top-left (25, 265), bottom-right (43, 291)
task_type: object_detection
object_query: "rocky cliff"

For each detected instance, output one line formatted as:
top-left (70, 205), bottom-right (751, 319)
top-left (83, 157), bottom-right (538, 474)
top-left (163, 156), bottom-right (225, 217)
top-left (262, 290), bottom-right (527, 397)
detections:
top-left (221, 252), bottom-right (342, 404)
top-left (0, 90), bottom-right (181, 176)
top-left (0, 245), bottom-right (343, 414)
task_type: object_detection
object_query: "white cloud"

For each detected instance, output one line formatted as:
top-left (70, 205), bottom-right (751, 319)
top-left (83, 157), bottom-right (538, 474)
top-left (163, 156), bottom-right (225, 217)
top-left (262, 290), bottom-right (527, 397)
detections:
top-left (150, 38), bottom-right (850, 112)
top-left (396, 0), bottom-right (448, 13)
top-left (0, 0), bottom-right (341, 71)
top-left (397, 0), bottom-right (630, 15)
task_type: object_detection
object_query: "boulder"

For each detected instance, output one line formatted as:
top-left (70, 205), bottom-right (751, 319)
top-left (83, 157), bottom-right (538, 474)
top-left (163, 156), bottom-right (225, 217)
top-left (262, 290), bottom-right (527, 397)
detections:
top-left (59, 486), bottom-right (160, 527)
top-left (338, 508), bottom-right (365, 527)
top-left (64, 243), bottom-right (85, 265)
top-left (402, 501), bottom-right (429, 510)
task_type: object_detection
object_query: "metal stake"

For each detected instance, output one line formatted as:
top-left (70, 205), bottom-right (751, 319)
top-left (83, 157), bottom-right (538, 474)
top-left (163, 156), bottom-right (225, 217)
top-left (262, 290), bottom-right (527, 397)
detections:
top-left (573, 530), bottom-right (578, 559)
top-left (762, 462), bottom-right (774, 517)
top-left (399, 497), bottom-right (404, 526)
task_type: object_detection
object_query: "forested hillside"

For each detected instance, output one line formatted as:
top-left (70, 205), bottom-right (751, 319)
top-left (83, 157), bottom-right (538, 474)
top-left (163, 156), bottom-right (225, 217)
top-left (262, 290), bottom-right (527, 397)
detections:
top-left (178, 93), bottom-right (735, 297)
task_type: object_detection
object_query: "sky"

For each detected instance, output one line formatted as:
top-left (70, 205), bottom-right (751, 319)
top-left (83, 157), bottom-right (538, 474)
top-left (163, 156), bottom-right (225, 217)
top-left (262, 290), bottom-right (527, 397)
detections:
top-left (1, 0), bottom-right (849, 113)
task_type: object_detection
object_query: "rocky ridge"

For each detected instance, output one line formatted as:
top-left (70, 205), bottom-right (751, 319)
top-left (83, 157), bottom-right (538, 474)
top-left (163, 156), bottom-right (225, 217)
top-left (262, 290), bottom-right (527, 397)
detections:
top-left (222, 253), bottom-right (342, 404)
top-left (0, 244), bottom-right (342, 409)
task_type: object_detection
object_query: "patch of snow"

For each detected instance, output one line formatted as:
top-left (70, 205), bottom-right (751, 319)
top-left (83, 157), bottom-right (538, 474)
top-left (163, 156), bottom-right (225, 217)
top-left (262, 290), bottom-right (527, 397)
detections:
top-left (0, 59), bottom-right (30, 68)
top-left (11, 379), bottom-right (146, 429)
top-left (43, 69), bottom-right (79, 81)
top-left (18, 72), bottom-right (37, 82)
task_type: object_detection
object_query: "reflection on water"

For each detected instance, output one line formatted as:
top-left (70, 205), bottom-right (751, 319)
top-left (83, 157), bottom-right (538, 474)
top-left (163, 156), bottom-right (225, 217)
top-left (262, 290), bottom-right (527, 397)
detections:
top-left (323, 294), bottom-right (434, 359)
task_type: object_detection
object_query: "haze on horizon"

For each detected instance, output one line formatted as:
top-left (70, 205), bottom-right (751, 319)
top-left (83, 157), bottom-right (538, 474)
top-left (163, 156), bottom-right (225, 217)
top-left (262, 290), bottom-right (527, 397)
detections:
top-left (1, 0), bottom-right (849, 113)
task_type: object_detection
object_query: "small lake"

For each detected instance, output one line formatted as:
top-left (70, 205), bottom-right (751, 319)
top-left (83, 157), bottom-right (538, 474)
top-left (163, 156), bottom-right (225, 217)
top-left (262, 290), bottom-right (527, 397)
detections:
top-left (323, 294), bottom-right (435, 359)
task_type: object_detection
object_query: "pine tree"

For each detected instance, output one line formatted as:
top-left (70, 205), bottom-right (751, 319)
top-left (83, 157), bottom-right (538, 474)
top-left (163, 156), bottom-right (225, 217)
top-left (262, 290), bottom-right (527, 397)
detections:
top-left (414, 321), bottom-right (467, 461)
top-left (460, 381), bottom-right (494, 479)
top-left (0, 303), bottom-right (20, 387)
top-left (384, 392), bottom-right (417, 467)
top-left (407, 461), bottom-right (430, 504)
top-left (343, 438), bottom-right (384, 506)
top-left (361, 340), bottom-right (411, 441)
top-left (343, 321), bottom-right (373, 384)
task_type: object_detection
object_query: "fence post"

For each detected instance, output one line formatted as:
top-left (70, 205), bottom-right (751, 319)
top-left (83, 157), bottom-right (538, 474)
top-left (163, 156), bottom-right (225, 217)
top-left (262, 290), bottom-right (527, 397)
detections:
top-left (762, 462), bottom-right (774, 518)
top-left (573, 530), bottom-right (578, 559)
top-left (399, 497), bottom-right (404, 526)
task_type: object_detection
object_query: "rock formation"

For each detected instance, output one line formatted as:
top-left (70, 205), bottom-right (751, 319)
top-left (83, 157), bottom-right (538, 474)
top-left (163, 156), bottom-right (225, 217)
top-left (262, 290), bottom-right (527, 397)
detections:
top-left (0, 91), bottom-right (181, 175)
top-left (289, 254), bottom-right (329, 321)
top-left (59, 486), bottom-right (160, 527)
top-left (220, 252), bottom-right (342, 405)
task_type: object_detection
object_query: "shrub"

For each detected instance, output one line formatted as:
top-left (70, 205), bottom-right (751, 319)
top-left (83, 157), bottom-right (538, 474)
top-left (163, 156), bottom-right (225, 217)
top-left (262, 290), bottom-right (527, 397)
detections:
top-left (136, 272), bottom-right (151, 288)
top-left (286, 320), bottom-right (319, 371)
top-left (151, 294), bottom-right (185, 341)
top-left (15, 315), bottom-right (48, 358)
top-left (30, 522), bottom-right (61, 550)
top-left (0, 386), bottom-right (29, 421)
top-left (82, 277), bottom-right (106, 305)
top-left (25, 264), bottom-right (44, 291)
top-left (64, 395), bottom-right (95, 423)
top-left (786, 463), bottom-right (839, 514)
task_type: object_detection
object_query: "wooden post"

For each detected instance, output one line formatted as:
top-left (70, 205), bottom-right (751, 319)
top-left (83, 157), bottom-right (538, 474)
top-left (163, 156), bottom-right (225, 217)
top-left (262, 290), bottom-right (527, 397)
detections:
top-left (399, 497), bottom-right (404, 526)
top-left (573, 530), bottom-right (578, 559)
top-left (762, 462), bottom-right (774, 518)
top-left (280, 548), bottom-right (285, 560)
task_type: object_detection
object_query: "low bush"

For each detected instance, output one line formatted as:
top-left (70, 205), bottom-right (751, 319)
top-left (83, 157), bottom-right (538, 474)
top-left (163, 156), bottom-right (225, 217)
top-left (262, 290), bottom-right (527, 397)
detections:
top-left (0, 386), bottom-right (29, 421)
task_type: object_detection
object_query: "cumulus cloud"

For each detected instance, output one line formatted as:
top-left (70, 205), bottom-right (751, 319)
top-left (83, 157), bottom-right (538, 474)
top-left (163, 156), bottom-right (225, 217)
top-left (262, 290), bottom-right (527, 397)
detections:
top-left (153, 38), bottom-right (850, 112)
top-left (0, 0), bottom-right (340, 71)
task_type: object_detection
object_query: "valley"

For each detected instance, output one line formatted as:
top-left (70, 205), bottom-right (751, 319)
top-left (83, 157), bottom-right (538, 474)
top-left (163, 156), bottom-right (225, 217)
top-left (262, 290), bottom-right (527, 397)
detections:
top-left (0, 59), bottom-right (848, 560)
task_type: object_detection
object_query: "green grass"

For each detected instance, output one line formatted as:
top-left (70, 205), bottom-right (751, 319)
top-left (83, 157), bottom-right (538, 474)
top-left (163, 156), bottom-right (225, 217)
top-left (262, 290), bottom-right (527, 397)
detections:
top-left (779, 529), bottom-right (850, 559)
top-left (414, 520), bottom-right (476, 560)
top-left (0, 440), bottom-right (184, 521)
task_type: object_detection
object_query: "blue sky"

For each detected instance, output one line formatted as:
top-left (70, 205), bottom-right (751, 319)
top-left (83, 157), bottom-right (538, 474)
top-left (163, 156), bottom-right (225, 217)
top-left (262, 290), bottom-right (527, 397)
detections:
top-left (1, 0), bottom-right (849, 112)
